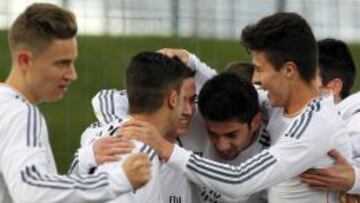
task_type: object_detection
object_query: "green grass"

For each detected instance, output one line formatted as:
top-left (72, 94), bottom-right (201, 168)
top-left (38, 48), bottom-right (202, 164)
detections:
top-left (1, 30), bottom-right (360, 173)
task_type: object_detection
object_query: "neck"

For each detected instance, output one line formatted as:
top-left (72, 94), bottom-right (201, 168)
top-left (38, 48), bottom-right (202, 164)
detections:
top-left (245, 127), bottom-right (261, 150)
top-left (5, 68), bottom-right (38, 104)
top-left (130, 110), bottom-right (172, 139)
top-left (164, 132), bottom-right (178, 143)
top-left (334, 95), bottom-right (341, 104)
top-left (284, 81), bottom-right (318, 115)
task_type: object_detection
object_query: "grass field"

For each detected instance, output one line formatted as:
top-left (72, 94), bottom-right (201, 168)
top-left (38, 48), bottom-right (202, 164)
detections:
top-left (1, 30), bottom-right (360, 173)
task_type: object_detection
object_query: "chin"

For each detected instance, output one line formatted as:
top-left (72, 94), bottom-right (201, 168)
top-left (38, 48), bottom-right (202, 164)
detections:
top-left (176, 127), bottom-right (188, 136)
top-left (218, 153), bottom-right (235, 160)
top-left (219, 155), bottom-right (234, 160)
top-left (46, 94), bottom-right (64, 102)
top-left (218, 150), bottom-right (240, 160)
top-left (269, 99), bottom-right (281, 107)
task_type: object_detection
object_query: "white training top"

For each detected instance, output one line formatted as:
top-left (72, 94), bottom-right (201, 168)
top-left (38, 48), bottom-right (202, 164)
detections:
top-left (90, 89), bottom-right (195, 203)
top-left (337, 91), bottom-right (360, 123)
top-left (78, 118), bottom-right (163, 203)
top-left (336, 91), bottom-right (360, 194)
top-left (0, 84), bottom-right (133, 203)
top-left (337, 92), bottom-right (360, 167)
top-left (190, 123), bottom-right (269, 203)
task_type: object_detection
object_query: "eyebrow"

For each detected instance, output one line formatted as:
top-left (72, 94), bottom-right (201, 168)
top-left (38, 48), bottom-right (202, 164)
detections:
top-left (225, 130), bottom-right (239, 136)
top-left (55, 59), bottom-right (73, 64)
top-left (207, 129), bottom-right (239, 136)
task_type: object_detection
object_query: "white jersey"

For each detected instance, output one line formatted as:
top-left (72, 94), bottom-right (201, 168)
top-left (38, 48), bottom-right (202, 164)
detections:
top-left (336, 92), bottom-right (360, 195)
top-left (77, 118), bottom-right (163, 203)
top-left (187, 53), bottom-right (218, 94)
top-left (178, 111), bottom-right (210, 156)
top-left (190, 124), bottom-right (269, 203)
top-left (337, 92), bottom-right (360, 166)
top-left (167, 95), bottom-right (351, 203)
top-left (0, 84), bottom-right (133, 203)
top-left (90, 89), bottom-right (193, 203)
top-left (337, 91), bottom-right (360, 122)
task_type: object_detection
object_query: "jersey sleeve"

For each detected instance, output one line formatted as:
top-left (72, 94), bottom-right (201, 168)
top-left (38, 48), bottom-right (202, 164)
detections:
top-left (69, 122), bottom-right (110, 176)
top-left (96, 139), bottom-right (159, 203)
top-left (346, 113), bottom-right (360, 167)
top-left (92, 89), bottom-right (129, 124)
top-left (187, 54), bottom-right (217, 93)
top-left (166, 101), bottom-right (348, 200)
top-left (0, 105), bottom-right (131, 203)
top-left (70, 144), bottom-right (97, 176)
top-left (343, 113), bottom-right (360, 194)
top-left (254, 85), bottom-right (274, 122)
top-left (348, 166), bottom-right (360, 194)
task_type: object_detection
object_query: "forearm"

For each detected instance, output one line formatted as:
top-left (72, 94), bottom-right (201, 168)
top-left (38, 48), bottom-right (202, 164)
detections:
top-left (92, 89), bottom-right (129, 124)
top-left (6, 151), bottom-right (131, 203)
top-left (348, 166), bottom-right (360, 194)
top-left (76, 145), bottom-right (97, 175)
top-left (166, 145), bottom-right (283, 200)
top-left (165, 133), bottom-right (335, 200)
top-left (187, 54), bottom-right (217, 92)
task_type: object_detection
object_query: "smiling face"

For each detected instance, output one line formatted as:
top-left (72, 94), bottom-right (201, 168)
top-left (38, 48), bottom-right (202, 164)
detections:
top-left (23, 38), bottom-right (78, 103)
top-left (166, 78), bottom-right (188, 138)
top-left (175, 77), bottom-right (197, 135)
top-left (252, 51), bottom-right (291, 108)
top-left (206, 119), bottom-right (258, 160)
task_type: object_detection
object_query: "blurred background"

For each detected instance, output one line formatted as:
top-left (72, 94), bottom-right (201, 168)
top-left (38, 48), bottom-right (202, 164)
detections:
top-left (1, 0), bottom-right (360, 173)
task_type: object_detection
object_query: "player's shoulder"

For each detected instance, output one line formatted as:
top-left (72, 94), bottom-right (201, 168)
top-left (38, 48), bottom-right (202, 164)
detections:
top-left (80, 118), bottom-right (124, 145)
top-left (338, 91), bottom-right (360, 110)
top-left (337, 91), bottom-right (360, 121)
top-left (300, 96), bottom-right (344, 130)
top-left (92, 88), bottom-right (127, 100)
top-left (258, 124), bottom-right (271, 148)
top-left (282, 96), bottom-right (342, 141)
top-left (315, 95), bottom-right (343, 122)
top-left (0, 85), bottom-right (39, 118)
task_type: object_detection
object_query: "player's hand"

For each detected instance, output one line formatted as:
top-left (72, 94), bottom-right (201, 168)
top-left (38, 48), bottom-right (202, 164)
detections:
top-left (115, 119), bottom-right (174, 162)
top-left (157, 48), bottom-right (190, 64)
top-left (122, 153), bottom-right (152, 190)
top-left (93, 137), bottom-right (134, 165)
top-left (299, 149), bottom-right (355, 192)
top-left (339, 193), bottom-right (360, 203)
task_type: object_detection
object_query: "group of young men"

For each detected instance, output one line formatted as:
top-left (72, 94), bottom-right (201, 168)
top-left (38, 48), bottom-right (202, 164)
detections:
top-left (1, 2), bottom-right (360, 203)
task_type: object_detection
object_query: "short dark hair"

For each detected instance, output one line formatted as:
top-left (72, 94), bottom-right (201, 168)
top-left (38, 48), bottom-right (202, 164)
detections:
top-left (198, 72), bottom-right (259, 124)
top-left (318, 38), bottom-right (356, 99)
top-left (126, 51), bottom-right (195, 114)
top-left (225, 61), bottom-right (255, 83)
top-left (241, 12), bottom-right (317, 83)
top-left (8, 3), bottom-right (77, 56)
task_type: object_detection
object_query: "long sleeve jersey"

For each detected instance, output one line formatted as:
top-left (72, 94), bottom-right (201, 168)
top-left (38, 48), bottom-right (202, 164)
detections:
top-left (337, 92), bottom-right (360, 194)
top-left (0, 84), bottom-right (133, 203)
top-left (77, 117), bottom-right (163, 203)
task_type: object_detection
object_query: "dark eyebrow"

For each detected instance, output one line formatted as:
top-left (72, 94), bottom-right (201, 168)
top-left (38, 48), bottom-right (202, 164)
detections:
top-left (225, 130), bottom-right (238, 136)
top-left (55, 59), bottom-right (72, 65)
